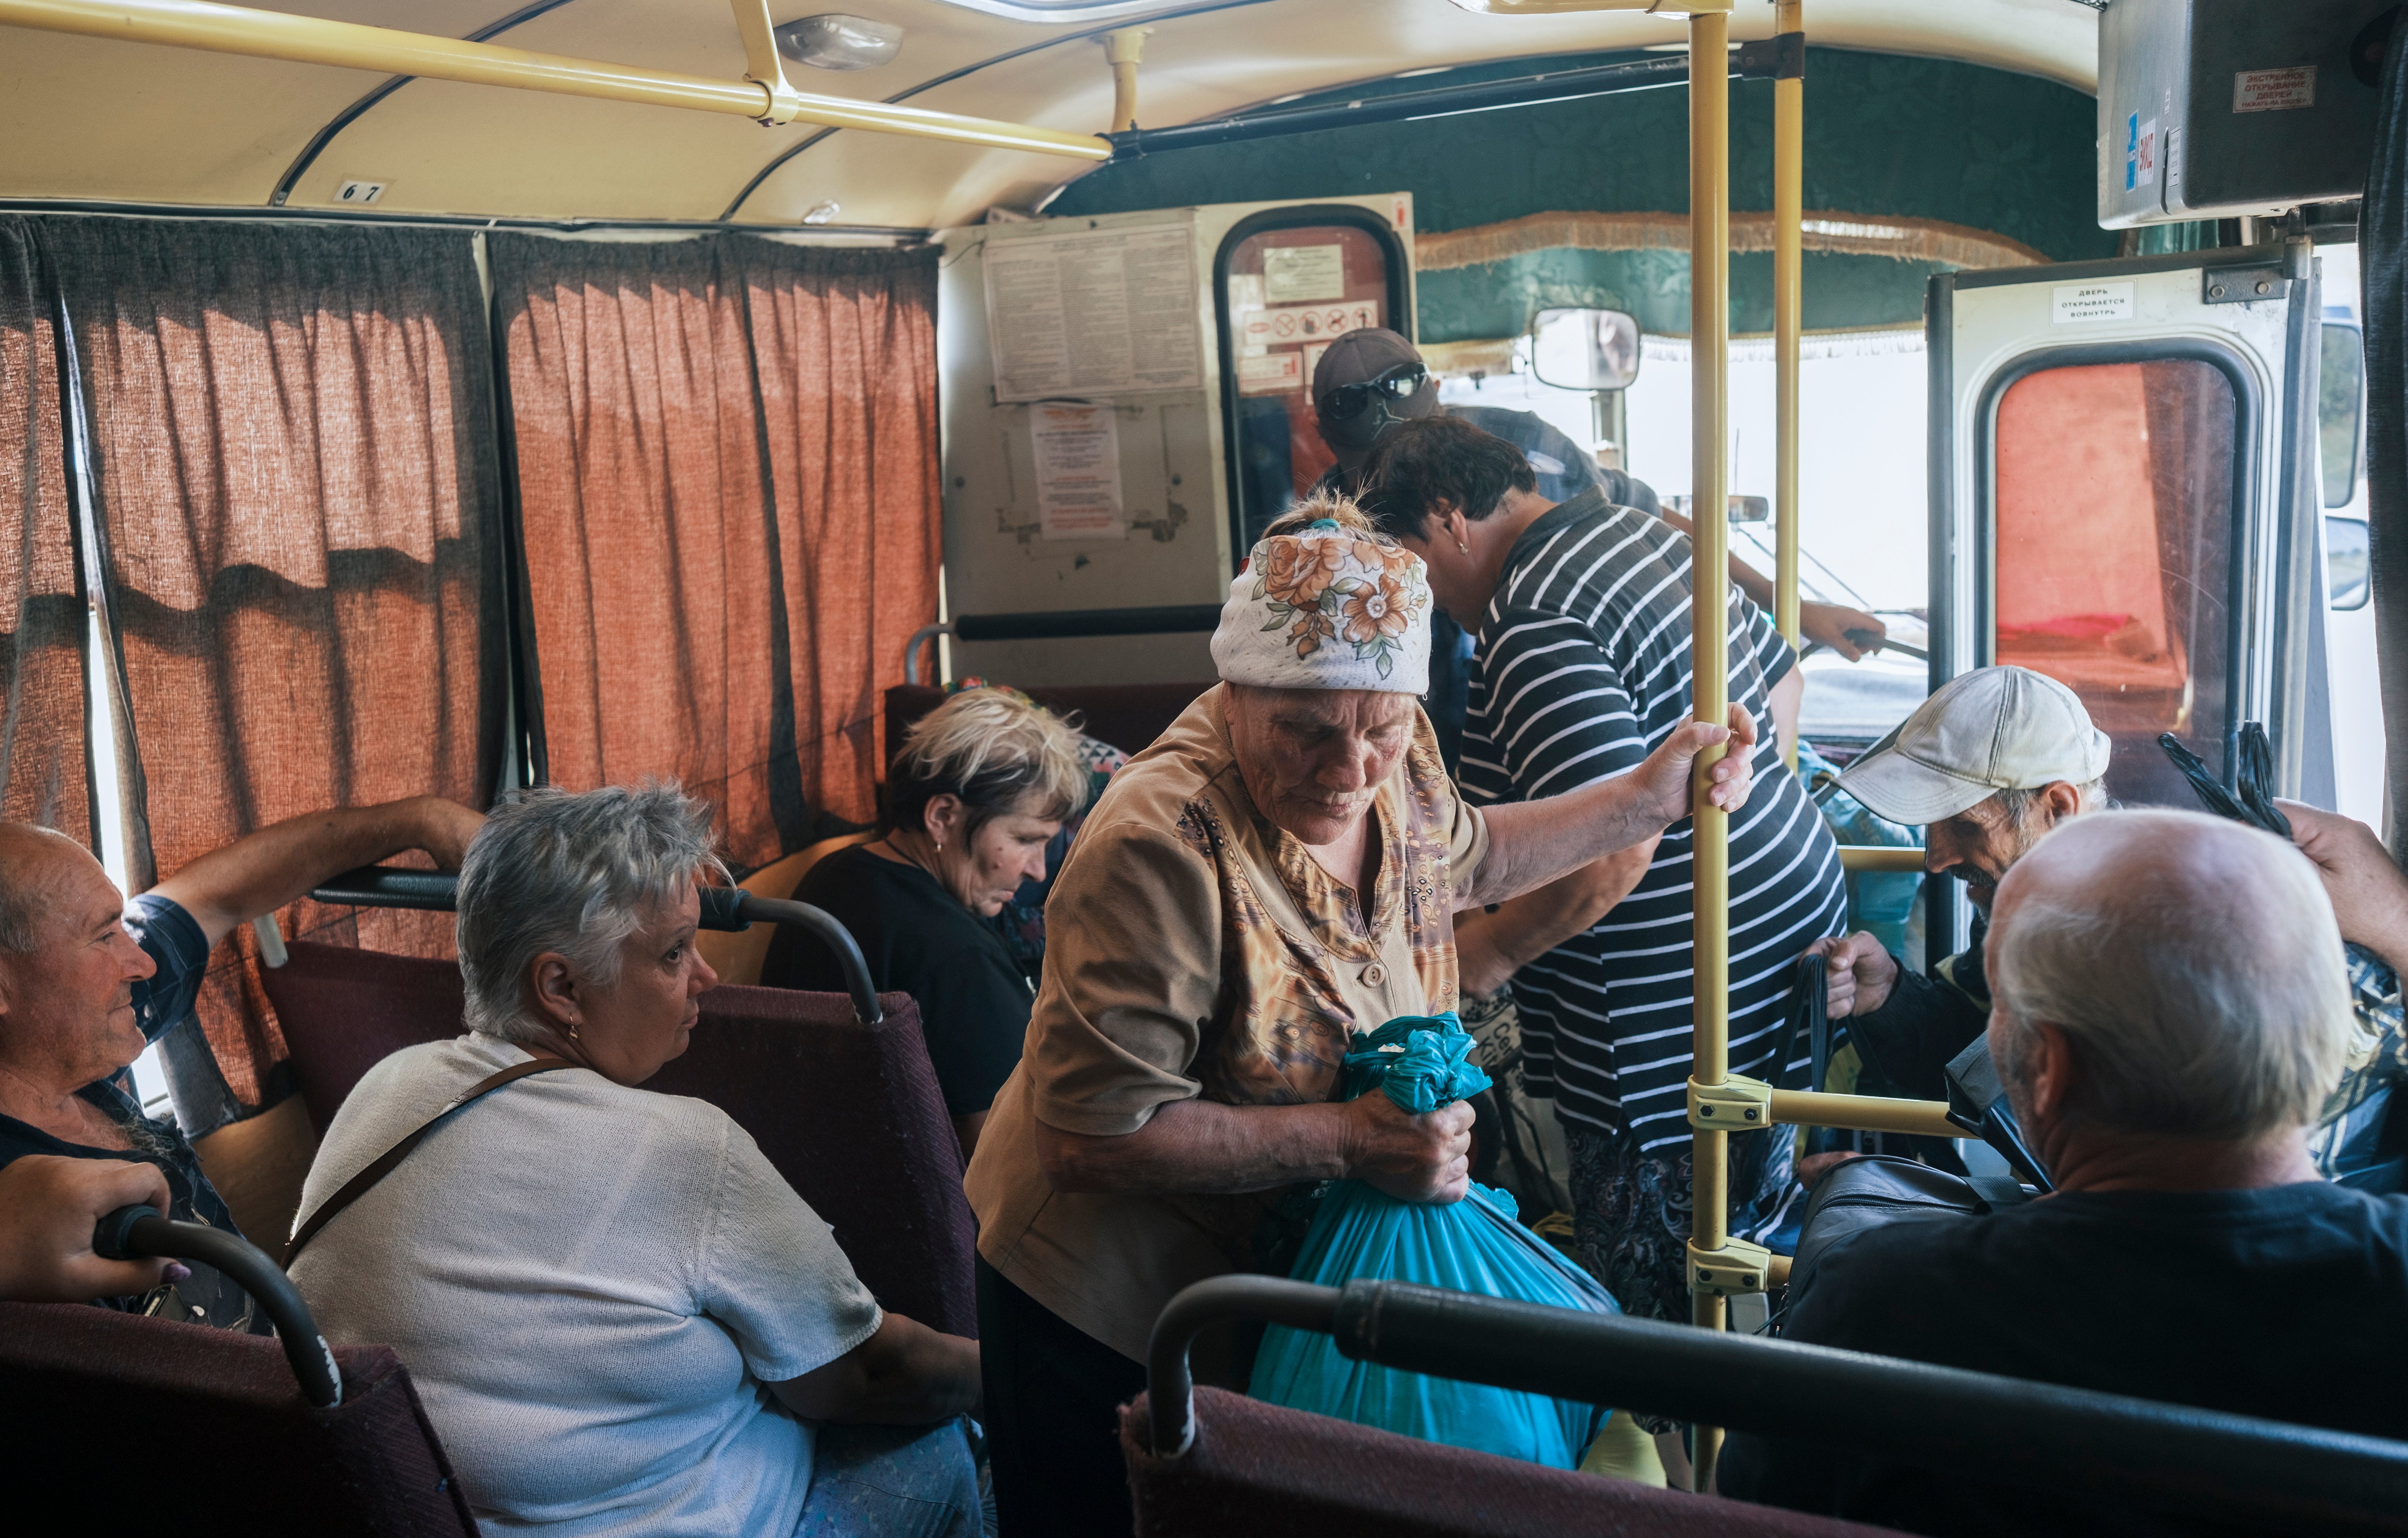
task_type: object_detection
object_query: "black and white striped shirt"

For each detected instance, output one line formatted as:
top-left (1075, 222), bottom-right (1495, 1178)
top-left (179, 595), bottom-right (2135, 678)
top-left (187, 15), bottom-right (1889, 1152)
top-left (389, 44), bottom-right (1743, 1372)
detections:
top-left (1461, 491), bottom-right (1847, 1153)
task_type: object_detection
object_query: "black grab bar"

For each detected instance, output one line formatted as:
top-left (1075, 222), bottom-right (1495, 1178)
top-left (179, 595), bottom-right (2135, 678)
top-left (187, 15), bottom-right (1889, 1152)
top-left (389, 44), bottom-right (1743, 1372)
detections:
top-left (1148, 1276), bottom-right (2408, 1534)
top-left (92, 1205), bottom-right (343, 1408)
top-left (306, 867), bottom-right (883, 1025)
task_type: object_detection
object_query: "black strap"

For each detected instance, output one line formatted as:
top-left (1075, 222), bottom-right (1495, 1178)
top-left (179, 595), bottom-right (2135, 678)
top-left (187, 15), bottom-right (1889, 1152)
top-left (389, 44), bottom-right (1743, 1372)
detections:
top-left (284, 1055), bottom-right (572, 1265)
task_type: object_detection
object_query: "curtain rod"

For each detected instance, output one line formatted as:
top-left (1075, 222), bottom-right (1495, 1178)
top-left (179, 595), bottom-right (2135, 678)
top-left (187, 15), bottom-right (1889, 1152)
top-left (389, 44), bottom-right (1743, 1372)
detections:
top-left (0, 198), bottom-right (930, 241)
top-left (0, 0), bottom-right (1112, 159)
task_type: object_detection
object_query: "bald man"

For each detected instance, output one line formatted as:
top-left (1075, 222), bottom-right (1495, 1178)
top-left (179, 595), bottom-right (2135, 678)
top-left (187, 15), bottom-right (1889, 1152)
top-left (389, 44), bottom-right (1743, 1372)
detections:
top-left (0, 800), bottom-right (480, 1328)
top-left (1720, 810), bottom-right (2408, 1535)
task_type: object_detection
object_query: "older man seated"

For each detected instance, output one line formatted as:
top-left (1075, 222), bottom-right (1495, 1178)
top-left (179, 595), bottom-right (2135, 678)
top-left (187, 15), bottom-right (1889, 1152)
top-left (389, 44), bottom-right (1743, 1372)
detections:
top-left (0, 800), bottom-right (481, 1329)
top-left (1718, 809), bottom-right (2408, 1536)
top-left (1810, 666), bottom-right (2110, 1110)
top-left (963, 497), bottom-right (1759, 1537)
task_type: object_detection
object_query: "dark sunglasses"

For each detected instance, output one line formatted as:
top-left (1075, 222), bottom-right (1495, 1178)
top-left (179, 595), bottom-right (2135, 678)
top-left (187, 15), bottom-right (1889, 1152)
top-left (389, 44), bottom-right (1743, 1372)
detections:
top-left (1318, 361), bottom-right (1428, 422)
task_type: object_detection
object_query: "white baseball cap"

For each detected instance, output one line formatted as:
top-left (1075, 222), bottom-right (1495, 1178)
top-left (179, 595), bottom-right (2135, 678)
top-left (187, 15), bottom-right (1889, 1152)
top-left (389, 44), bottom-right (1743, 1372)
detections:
top-left (1836, 666), bottom-right (2112, 825)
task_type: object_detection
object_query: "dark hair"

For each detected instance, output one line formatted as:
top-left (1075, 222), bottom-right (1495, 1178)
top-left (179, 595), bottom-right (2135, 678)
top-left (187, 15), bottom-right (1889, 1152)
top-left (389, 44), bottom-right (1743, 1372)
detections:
top-left (1356, 415), bottom-right (1537, 541)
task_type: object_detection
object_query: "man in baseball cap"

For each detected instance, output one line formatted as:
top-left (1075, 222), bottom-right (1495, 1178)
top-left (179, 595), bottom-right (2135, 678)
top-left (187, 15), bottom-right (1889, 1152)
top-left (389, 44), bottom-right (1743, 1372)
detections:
top-left (1810, 665), bottom-right (2112, 1110)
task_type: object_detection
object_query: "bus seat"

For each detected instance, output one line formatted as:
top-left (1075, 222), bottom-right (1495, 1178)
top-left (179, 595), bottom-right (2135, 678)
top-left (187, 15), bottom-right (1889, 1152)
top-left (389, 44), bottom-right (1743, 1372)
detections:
top-left (885, 681), bottom-right (1211, 761)
top-left (0, 1301), bottom-right (478, 1535)
top-left (696, 831), bottom-right (878, 986)
top-left (262, 944), bottom-right (980, 1338)
top-left (1119, 1387), bottom-right (1902, 1538)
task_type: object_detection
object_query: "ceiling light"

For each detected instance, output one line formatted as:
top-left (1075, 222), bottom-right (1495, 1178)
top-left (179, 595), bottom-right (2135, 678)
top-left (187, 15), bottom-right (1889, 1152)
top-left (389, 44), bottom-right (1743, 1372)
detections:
top-left (802, 201), bottom-right (843, 225)
top-left (775, 14), bottom-right (903, 71)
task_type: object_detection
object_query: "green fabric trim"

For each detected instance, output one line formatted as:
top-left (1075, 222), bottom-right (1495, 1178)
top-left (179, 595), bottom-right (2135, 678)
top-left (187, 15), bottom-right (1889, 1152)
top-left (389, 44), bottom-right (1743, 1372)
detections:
top-left (1054, 46), bottom-right (2110, 342)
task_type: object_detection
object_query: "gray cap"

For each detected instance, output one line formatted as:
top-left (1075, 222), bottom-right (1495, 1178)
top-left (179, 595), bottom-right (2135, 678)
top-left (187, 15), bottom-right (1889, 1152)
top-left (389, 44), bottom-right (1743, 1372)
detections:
top-left (1836, 666), bottom-right (2113, 825)
top-left (1311, 326), bottom-right (1437, 414)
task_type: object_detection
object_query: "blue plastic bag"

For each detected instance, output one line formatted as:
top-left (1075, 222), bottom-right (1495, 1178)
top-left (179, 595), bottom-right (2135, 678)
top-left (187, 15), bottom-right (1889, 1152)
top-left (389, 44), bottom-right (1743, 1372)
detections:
top-left (1247, 1013), bottom-right (1619, 1467)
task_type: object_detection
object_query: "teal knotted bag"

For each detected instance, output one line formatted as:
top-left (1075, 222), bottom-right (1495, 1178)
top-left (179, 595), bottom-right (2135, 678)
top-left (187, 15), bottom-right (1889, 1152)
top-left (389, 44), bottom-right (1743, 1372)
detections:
top-left (1246, 1012), bottom-right (1620, 1468)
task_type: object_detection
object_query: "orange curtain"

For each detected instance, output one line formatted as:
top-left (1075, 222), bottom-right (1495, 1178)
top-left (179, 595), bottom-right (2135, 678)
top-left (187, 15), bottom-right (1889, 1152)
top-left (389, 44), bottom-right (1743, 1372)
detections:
top-left (494, 235), bottom-right (939, 869)
top-left (0, 219), bottom-right (91, 844)
top-left (51, 218), bottom-right (508, 1124)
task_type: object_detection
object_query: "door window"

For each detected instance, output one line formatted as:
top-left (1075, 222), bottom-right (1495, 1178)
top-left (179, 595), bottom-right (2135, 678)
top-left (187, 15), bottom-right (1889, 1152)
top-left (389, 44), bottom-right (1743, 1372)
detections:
top-left (1991, 359), bottom-right (2236, 806)
top-left (1219, 223), bottom-right (1397, 553)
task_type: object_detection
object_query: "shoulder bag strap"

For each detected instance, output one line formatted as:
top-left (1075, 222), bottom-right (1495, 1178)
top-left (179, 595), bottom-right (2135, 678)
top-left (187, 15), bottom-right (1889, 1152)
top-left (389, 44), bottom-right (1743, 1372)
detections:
top-left (284, 1055), bottom-right (573, 1265)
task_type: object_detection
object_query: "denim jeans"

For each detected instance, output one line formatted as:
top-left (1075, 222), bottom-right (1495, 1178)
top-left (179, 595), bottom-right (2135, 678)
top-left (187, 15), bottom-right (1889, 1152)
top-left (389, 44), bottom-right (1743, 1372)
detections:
top-left (794, 1417), bottom-right (981, 1538)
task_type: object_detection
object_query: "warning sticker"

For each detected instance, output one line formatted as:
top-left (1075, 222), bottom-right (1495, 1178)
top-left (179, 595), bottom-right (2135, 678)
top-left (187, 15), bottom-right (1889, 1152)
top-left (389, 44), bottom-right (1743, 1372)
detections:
top-left (2052, 281), bottom-right (2134, 324)
top-left (1234, 298), bottom-right (1381, 356)
top-left (2234, 66), bottom-right (2316, 113)
top-left (1237, 352), bottom-right (1303, 396)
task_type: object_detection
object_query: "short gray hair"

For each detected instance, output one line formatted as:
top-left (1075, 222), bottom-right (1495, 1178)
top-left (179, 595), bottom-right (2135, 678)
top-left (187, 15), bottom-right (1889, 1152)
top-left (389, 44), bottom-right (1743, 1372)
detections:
top-left (1994, 779), bottom-right (2109, 829)
top-left (456, 782), bottom-right (727, 1043)
top-left (1990, 808), bottom-right (2351, 1141)
top-left (0, 824), bottom-right (88, 954)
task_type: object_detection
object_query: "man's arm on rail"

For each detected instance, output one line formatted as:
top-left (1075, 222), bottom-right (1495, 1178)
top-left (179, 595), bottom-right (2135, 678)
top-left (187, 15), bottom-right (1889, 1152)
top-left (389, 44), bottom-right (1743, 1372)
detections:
top-left (150, 796), bottom-right (487, 948)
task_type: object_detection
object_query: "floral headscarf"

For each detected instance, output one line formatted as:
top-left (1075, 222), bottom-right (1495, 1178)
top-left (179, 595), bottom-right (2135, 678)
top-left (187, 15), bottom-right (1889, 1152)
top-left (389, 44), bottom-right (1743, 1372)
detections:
top-left (1211, 518), bottom-right (1432, 692)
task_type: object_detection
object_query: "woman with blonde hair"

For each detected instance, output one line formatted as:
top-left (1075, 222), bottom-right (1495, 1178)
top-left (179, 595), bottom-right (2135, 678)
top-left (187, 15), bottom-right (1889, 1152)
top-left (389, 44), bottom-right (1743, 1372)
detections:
top-left (765, 687), bottom-right (1093, 1158)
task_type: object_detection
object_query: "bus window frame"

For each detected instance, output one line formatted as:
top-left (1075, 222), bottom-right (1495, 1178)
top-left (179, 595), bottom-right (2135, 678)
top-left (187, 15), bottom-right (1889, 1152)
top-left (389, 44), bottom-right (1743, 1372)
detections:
top-left (1971, 338), bottom-right (2262, 792)
top-left (1209, 204), bottom-right (1412, 570)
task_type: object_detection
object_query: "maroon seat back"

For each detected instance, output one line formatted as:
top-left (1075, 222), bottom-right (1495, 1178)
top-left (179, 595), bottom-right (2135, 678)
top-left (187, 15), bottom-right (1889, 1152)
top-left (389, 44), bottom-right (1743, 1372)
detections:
top-left (1120, 1388), bottom-right (1904, 1538)
top-left (263, 943), bottom-right (979, 1337)
top-left (0, 1301), bottom-right (477, 1535)
top-left (886, 680), bottom-right (1209, 761)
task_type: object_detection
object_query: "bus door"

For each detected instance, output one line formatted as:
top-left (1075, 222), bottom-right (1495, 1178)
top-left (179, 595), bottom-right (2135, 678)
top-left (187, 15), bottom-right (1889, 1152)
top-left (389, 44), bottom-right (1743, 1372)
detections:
top-left (1928, 245), bottom-right (2332, 953)
top-left (933, 194), bottom-right (1412, 690)
top-left (1929, 244), bottom-right (2334, 808)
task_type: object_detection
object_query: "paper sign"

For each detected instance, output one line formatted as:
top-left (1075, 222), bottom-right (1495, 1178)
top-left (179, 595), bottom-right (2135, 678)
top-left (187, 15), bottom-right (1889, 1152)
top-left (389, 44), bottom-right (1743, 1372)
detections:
top-left (1030, 403), bottom-right (1125, 539)
top-left (2234, 66), bottom-right (2315, 113)
top-left (1263, 244), bottom-right (1346, 303)
top-left (985, 226), bottom-right (1204, 402)
top-left (2123, 112), bottom-right (2159, 192)
top-left (1237, 352), bottom-right (1303, 396)
top-left (2052, 281), bottom-right (2135, 324)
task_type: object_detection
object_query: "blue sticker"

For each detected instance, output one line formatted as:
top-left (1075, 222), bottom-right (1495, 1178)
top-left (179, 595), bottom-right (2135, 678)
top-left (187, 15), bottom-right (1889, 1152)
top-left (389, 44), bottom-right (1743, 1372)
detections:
top-left (2125, 111), bottom-right (2140, 191)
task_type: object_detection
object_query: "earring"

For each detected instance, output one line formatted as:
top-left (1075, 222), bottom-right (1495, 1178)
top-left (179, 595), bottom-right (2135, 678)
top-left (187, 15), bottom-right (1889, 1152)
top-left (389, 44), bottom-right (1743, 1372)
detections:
top-left (566, 1022), bottom-right (581, 1044)
top-left (935, 839), bottom-right (945, 853)
top-left (1456, 541), bottom-right (1468, 555)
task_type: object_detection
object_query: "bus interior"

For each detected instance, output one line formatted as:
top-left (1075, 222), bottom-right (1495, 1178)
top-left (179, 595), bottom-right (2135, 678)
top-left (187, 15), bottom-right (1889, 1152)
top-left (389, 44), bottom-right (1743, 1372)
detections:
top-left (3, 0), bottom-right (2406, 1531)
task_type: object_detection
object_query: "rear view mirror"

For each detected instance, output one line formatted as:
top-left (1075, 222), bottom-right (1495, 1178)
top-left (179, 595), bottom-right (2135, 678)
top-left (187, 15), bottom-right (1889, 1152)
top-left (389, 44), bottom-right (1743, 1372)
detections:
top-left (2329, 515), bottom-right (2371, 611)
top-left (2322, 322), bottom-right (2365, 509)
top-left (1529, 307), bottom-right (1641, 392)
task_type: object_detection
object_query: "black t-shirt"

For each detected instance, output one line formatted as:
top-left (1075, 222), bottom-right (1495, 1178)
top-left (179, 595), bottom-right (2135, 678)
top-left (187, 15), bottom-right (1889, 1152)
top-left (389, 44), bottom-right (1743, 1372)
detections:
top-left (1719, 1180), bottom-right (2408, 1536)
top-left (760, 844), bottom-right (1034, 1117)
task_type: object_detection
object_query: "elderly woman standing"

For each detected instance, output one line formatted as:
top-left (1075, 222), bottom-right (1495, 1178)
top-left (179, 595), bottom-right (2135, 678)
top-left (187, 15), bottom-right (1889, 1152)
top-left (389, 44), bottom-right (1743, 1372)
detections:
top-left (964, 499), bottom-right (1757, 1537)
top-left (291, 784), bottom-right (981, 1537)
top-left (764, 687), bottom-right (1092, 1159)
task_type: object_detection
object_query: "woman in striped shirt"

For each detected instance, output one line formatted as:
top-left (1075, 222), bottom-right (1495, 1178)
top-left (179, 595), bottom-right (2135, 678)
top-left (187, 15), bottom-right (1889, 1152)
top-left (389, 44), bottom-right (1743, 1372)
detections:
top-left (1362, 416), bottom-right (1847, 1323)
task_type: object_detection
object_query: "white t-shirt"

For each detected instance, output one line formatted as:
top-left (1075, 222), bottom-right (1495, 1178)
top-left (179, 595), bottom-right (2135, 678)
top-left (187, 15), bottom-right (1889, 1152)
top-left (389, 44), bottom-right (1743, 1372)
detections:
top-left (290, 1032), bottom-right (882, 1536)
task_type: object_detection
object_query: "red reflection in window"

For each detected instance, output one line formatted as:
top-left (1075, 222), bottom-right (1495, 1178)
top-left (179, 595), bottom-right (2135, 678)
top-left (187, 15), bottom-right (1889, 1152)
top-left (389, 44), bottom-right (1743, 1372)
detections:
top-left (1993, 360), bottom-right (2234, 806)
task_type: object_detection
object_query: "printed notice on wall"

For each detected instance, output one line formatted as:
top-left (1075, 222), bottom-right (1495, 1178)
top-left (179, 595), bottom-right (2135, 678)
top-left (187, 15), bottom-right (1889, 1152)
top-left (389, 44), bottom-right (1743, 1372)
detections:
top-left (1031, 403), bottom-right (1125, 540)
top-left (2051, 281), bottom-right (2134, 325)
top-left (2234, 66), bottom-right (2315, 113)
top-left (1262, 244), bottom-right (1346, 303)
top-left (984, 226), bottom-right (1204, 402)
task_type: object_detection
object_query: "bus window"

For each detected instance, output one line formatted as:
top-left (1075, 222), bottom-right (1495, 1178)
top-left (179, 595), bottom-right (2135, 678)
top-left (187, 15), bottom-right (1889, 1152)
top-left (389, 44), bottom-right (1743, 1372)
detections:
top-left (1218, 221), bottom-right (1398, 553)
top-left (1992, 359), bottom-right (2235, 808)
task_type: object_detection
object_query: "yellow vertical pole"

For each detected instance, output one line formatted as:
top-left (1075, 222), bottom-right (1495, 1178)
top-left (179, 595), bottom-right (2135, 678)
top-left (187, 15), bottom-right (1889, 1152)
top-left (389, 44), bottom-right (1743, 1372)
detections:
top-left (1773, 0), bottom-right (1804, 774)
top-left (1687, 1), bottom-right (1733, 1494)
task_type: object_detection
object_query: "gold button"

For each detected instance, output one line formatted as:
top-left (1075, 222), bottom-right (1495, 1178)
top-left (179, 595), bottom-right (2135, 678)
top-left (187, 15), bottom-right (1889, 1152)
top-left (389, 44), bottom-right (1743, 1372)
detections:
top-left (1363, 963), bottom-right (1386, 985)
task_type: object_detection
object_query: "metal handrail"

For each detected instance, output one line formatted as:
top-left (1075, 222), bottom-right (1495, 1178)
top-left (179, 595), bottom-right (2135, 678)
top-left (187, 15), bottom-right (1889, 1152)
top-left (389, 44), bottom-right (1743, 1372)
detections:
top-left (306, 867), bottom-right (883, 1025)
top-left (1104, 37), bottom-right (1797, 161)
top-left (91, 1205), bottom-right (343, 1408)
top-left (0, 0), bottom-right (1112, 157)
top-left (1146, 1275), bottom-right (2408, 1533)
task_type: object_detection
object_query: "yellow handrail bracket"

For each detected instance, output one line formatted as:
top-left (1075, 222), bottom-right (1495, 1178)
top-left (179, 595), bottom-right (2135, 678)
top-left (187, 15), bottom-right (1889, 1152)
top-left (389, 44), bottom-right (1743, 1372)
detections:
top-left (0, 0), bottom-right (1113, 159)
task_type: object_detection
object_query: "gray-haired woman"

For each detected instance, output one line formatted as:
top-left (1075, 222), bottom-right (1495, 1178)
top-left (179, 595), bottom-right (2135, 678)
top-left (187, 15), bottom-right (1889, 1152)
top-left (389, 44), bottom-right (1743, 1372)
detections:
top-left (289, 783), bottom-right (981, 1537)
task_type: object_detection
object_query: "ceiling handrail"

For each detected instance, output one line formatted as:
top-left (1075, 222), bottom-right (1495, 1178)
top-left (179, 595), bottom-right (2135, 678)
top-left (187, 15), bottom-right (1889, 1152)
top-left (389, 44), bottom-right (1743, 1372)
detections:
top-left (0, 0), bottom-right (1112, 159)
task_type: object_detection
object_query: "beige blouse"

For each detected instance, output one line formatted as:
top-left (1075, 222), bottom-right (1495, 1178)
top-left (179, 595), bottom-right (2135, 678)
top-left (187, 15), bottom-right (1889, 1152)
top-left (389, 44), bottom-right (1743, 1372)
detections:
top-left (963, 684), bottom-right (1489, 1361)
